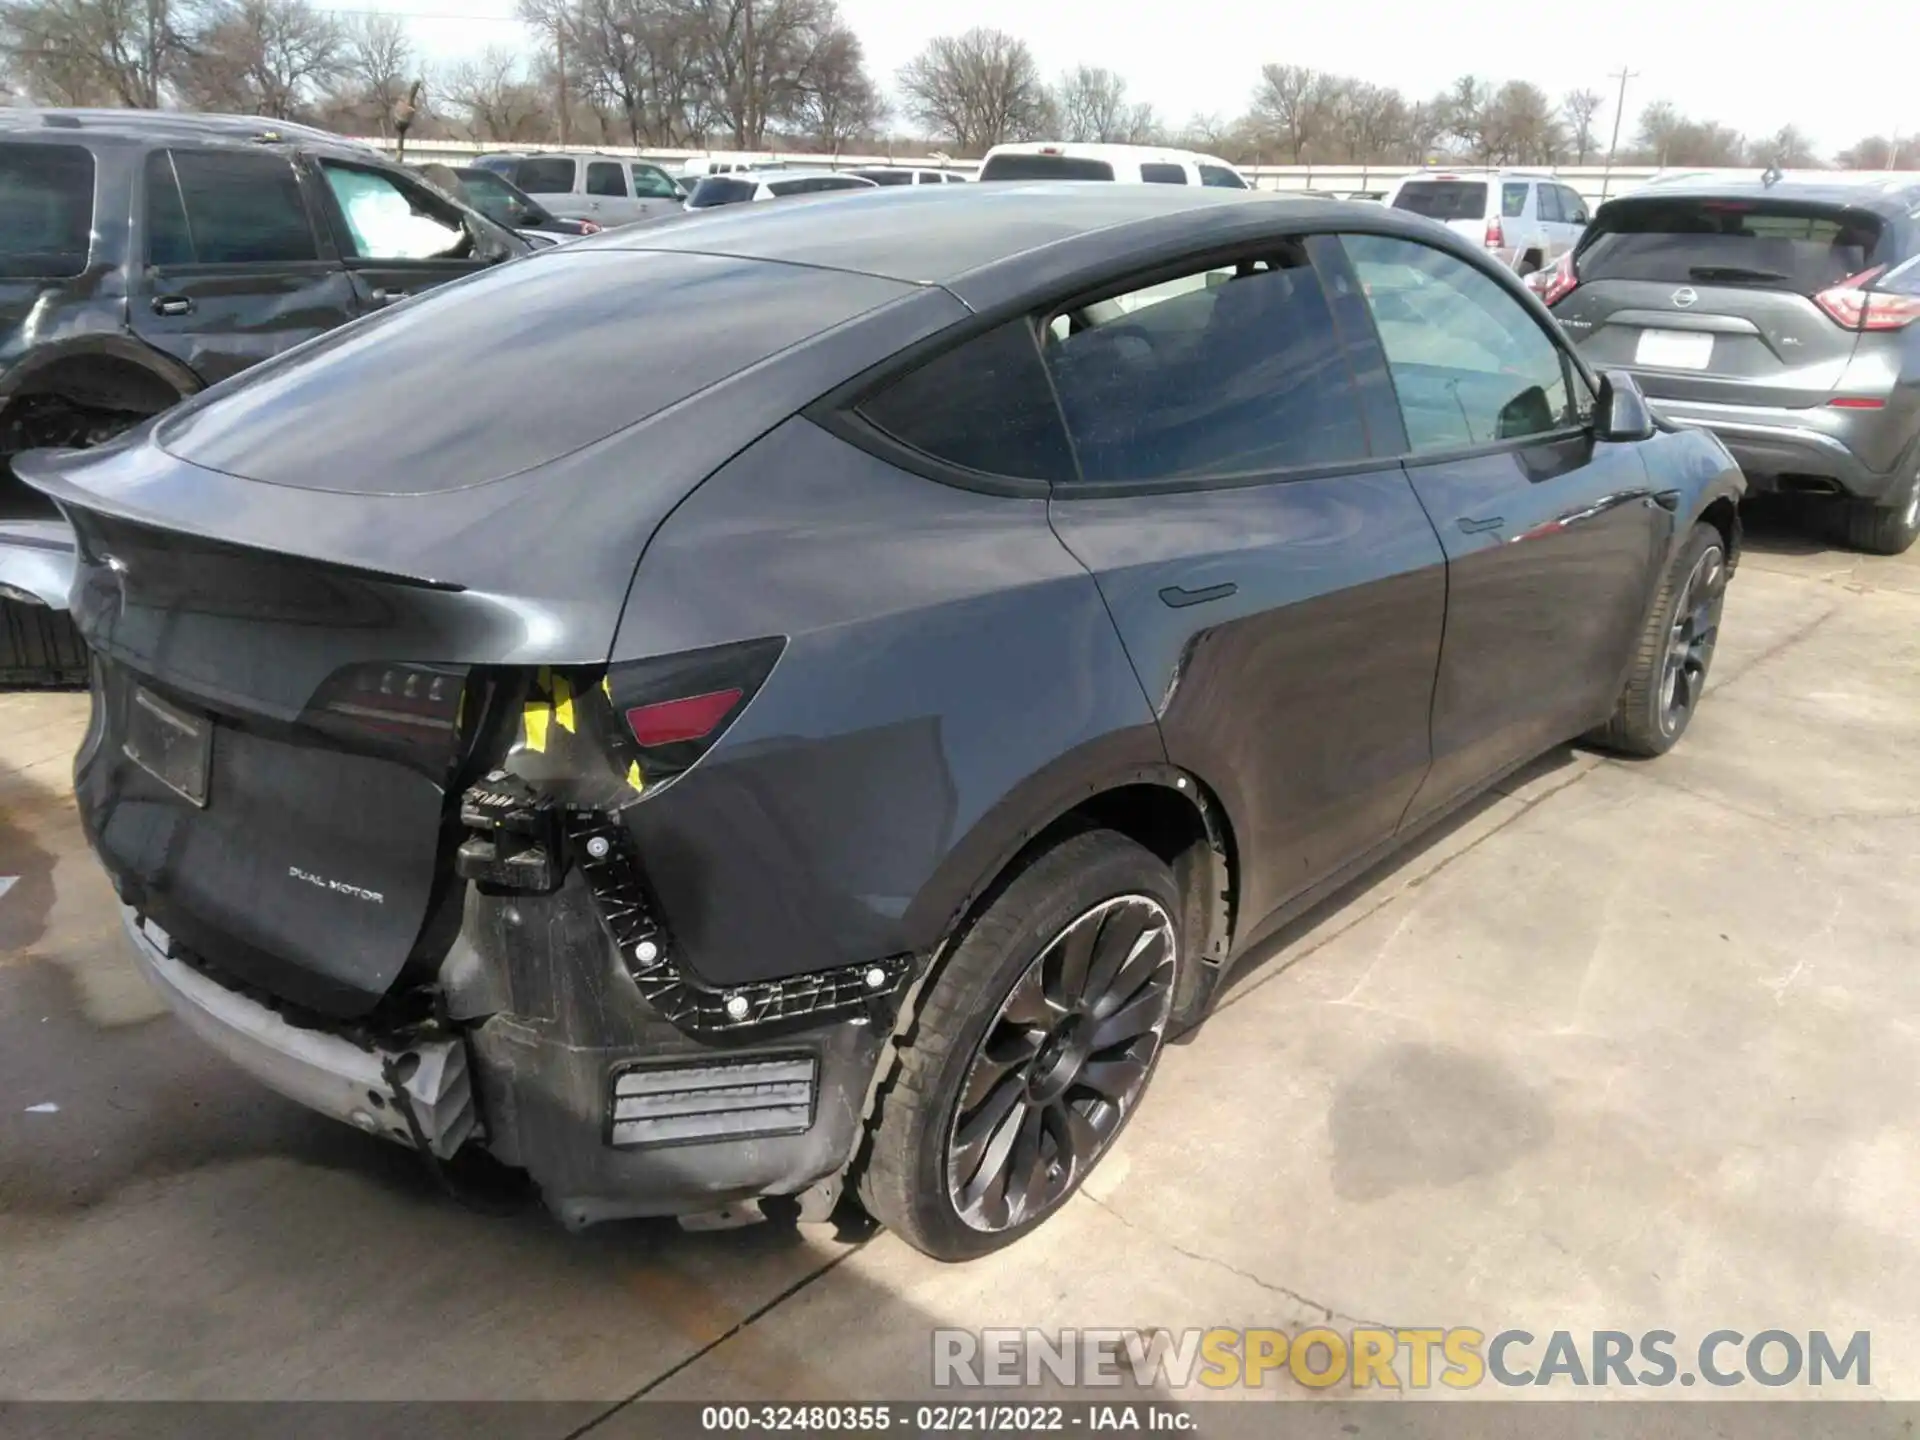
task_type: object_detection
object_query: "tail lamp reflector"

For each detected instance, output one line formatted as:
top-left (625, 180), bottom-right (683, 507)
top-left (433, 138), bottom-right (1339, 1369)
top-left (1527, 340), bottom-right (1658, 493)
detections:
top-left (626, 687), bottom-right (742, 747)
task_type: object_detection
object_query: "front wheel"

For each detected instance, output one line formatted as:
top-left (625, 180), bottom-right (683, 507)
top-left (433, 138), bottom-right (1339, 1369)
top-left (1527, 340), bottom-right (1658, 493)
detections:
top-left (857, 829), bottom-right (1182, 1261)
top-left (1587, 522), bottom-right (1727, 758)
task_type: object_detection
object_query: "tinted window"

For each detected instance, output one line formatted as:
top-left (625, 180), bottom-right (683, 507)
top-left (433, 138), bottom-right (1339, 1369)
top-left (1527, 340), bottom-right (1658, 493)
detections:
top-left (159, 250), bottom-right (911, 494)
top-left (1343, 233), bottom-right (1576, 452)
top-left (1577, 199), bottom-right (1880, 293)
top-left (1502, 182), bottom-right (1530, 219)
top-left (1559, 187), bottom-right (1589, 225)
top-left (168, 150), bottom-right (317, 264)
top-left (586, 161), bottom-right (626, 197)
top-left (1041, 245), bottom-right (1370, 484)
top-left (322, 163), bottom-right (467, 261)
top-left (457, 168), bottom-right (542, 226)
top-left (1141, 163), bottom-right (1188, 185)
top-left (1198, 164), bottom-right (1246, 189)
top-left (1393, 181), bottom-right (1488, 221)
top-left (857, 169), bottom-right (914, 186)
top-left (1536, 185), bottom-right (1562, 223)
top-left (0, 143), bottom-right (94, 278)
top-left (687, 176), bottom-right (755, 208)
top-left (979, 154), bottom-right (1116, 182)
top-left (858, 321), bottom-right (1074, 482)
top-left (766, 176), bottom-right (869, 197)
top-left (143, 152), bottom-right (193, 267)
top-left (513, 157), bottom-right (575, 194)
top-left (630, 163), bottom-right (680, 198)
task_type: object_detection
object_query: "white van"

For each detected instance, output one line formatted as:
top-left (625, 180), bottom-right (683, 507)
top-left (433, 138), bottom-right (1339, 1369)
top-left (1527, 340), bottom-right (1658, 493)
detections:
top-left (978, 142), bottom-right (1249, 190)
top-left (677, 155), bottom-right (783, 180)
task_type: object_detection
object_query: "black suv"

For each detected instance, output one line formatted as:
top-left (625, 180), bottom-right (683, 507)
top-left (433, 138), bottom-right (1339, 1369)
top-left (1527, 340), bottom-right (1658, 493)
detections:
top-left (1540, 173), bottom-right (1920, 554)
top-left (0, 109), bottom-right (530, 685)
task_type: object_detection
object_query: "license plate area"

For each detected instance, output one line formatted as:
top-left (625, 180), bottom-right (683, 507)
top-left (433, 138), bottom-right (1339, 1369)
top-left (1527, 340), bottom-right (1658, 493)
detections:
top-left (124, 684), bottom-right (212, 807)
top-left (1635, 328), bottom-right (1715, 370)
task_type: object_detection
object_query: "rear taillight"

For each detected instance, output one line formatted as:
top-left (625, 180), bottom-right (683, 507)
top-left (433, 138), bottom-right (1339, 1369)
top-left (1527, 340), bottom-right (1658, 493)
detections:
top-left (608, 637), bottom-right (785, 791)
top-left (1813, 266), bottom-right (1920, 331)
top-left (1534, 249), bottom-right (1579, 307)
top-left (304, 661), bottom-right (469, 768)
top-left (1485, 217), bottom-right (1504, 249)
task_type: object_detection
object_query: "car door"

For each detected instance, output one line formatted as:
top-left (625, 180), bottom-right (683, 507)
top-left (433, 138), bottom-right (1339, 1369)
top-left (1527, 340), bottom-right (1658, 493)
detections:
top-left (1535, 182), bottom-right (1565, 257)
top-left (1337, 231), bottom-right (1670, 823)
top-left (1557, 185), bottom-right (1590, 253)
top-left (581, 158), bottom-right (638, 225)
top-left (309, 158), bottom-right (499, 316)
top-left (627, 161), bottom-right (686, 219)
top-left (1041, 236), bottom-right (1449, 933)
top-left (132, 147), bottom-right (356, 385)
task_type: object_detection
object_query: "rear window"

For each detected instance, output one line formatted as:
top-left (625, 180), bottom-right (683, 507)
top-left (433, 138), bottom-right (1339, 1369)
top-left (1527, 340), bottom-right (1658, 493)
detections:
top-left (512, 157), bottom-right (576, 194)
top-left (0, 142), bottom-right (95, 278)
top-left (766, 176), bottom-right (869, 197)
top-left (857, 170), bottom-right (914, 186)
top-left (1393, 181), bottom-right (1489, 221)
top-left (979, 154), bottom-right (1117, 182)
top-left (1141, 163), bottom-right (1188, 185)
top-left (1578, 199), bottom-right (1886, 293)
top-left (687, 176), bottom-right (755, 208)
top-left (156, 250), bottom-right (911, 494)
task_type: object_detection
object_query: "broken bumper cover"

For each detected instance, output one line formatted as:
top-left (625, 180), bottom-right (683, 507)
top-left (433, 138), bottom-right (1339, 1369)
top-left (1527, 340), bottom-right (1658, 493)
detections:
top-left (121, 907), bottom-right (477, 1157)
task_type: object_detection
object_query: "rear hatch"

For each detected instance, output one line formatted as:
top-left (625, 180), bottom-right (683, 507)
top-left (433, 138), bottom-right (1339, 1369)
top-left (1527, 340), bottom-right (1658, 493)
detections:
top-left (19, 244), bottom-right (916, 1017)
top-left (1550, 194), bottom-right (1888, 407)
top-left (1390, 178), bottom-right (1492, 248)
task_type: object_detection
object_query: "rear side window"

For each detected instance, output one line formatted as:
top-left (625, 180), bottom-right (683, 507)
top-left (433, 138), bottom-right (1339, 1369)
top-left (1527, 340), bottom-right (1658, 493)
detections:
top-left (166, 150), bottom-right (318, 264)
top-left (1199, 164), bottom-right (1246, 189)
top-left (1559, 186), bottom-right (1589, 225)
top-left (586, 161), bottom-right (626, 197)
top-left (1343, 232), bottom-right (1577, 452)
top-left (767, 176), bottom-right (868, 197)
top-left (857, 321), bottom-right (1074, 483)
top-left (1041, 244), bottom-right (1370, 483)
top-left (1503, 183), bottom-right (1530, 218)
top-left (979, 154), bottom-right (1117, 182)
top-left (321, 163), bottom-right (466, 261)
top-left (1577, 199), bottom-right (1884, 293)
top-left (513, 157), bottom-right (576, 194)
top-left (630, 163), bottom-right (680, 198)
top-left (859, 170), bottom-right (914, 186)
top-left (0, 143), bottom-right (94, 278)
top-left (1141, 163), bottom-right (1188, 185)
top-left (1393, 181), bottom-right (1488, 221)
top-left (688, 176), bottom-right (755, 208)
top-left (1537, 186), bottom-right (1564, 223)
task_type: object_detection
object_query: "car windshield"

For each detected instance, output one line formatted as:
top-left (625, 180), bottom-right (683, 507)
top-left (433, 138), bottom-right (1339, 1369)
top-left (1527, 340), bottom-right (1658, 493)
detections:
top-left (0, 142), bottom-right (95, 278)
top-left (979, 154), bottom-right (1117, 182)
top-left (1393, 181), bottom-right (1490, 221)
top-left (1577, 198), bottom-right (1885, 294)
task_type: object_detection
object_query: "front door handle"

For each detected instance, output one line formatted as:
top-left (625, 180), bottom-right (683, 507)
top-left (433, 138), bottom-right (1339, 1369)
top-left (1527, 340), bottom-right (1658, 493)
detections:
top-left (150, 295), bottom-right (193, 317)
top-left (370, 288), bottom-right (410, 306)
top-left (1159, 582), bottom-right (1237, 609)
top-left (1457, 515), bottom-right (1504, 534)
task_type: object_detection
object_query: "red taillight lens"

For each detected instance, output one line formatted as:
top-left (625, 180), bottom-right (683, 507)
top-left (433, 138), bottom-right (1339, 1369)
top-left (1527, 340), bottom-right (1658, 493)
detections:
top-left (1537, 250), bottom-right (1579, 307)
top-left (626, 688), bottom-right (742, 747)
top-left (1814, 266), bottom-right (1920, 331)
top-left (304, 661), bottom-right (469, 769)
top-left (1485, 217), bottom-right (1504, 248)
top-left (1829, 396), bottom-right (1886, 409)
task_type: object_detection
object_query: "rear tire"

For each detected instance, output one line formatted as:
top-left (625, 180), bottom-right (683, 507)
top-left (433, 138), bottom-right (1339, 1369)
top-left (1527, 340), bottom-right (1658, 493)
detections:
top-left (0, 598), bottom-right (87, 689)
top-left (857, 829), bottom-right (1181, 1261)
top-left (1830, 471), bottom-right (1920, 556)
top-left (1587, 522), bottom-right (1727, 758)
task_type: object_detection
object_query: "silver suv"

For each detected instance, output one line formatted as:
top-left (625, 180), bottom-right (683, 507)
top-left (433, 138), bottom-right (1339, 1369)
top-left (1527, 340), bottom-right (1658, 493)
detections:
top-left (471, 152), bottom-right (685, 228)
top-left (1387, 168), bottom-right (1589, 275)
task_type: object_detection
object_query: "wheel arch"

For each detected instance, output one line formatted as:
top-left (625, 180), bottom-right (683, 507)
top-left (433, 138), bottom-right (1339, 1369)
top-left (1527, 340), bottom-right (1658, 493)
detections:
top-left (0, 336), bottom-right (202, 416)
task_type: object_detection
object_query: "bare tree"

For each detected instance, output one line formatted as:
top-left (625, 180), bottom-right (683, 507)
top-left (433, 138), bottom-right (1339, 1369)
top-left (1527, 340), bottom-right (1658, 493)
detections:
top-left (897, 27), bottom-right (1051, 153)
top-left (310, 12), bottom-right (412, 134)
top-left (1482, 79), bottom-right (1562, 163)
top-left (1054, 64), bottom-right (1129, 144)
top-left (1748, 124), bottom-right (1820, 168)
top-left (1250, 63), bottom-right (1340, 162)
top-left (1633, 100), bottom-right (1746, 166)
top-left (1837, 134), bottom-right (1914, 169)
top-left (793, 19), bottom-right (882, 151)
top-left (183, 0), bottom-right (343, 117)
top-left (1562, 87), bottom-right (1603, 164)
top-left (441, 45), bottom-right (552, 141)
top-left (1, 0), bottom-right (187, 107)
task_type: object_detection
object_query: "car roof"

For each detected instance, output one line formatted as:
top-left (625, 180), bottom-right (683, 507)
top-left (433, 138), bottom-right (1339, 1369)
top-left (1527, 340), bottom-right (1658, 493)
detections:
top-left (0, 107), bottom-right (367, 151)
top-left (716, 168), bottom-right (871, 184)
top-left (983, 141), bottom-right (1239, 170)
top-left (587, 181), bottom-right (1417, 301)
top-left (1614, 171), bottom-right (1920, 214)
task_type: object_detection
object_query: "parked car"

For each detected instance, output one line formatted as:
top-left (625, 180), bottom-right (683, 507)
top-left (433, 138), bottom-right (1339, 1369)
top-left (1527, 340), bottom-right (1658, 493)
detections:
top-left (677, 155), bottom-right (782, 179)
top-left (1538, 173), bottom-right (1920, 554)
top-left (683, 168), bottom-right (876, 210)
top-left (1386, 168), bottom-right (1589, 275)
top-left (441, 165), bottom-right (603, 240)
top-left (0, 108), bottom-right (530, 687)
top-left (979, 141), bottom-right (1249, 189)
top-left (849, 166), bottom-right (969, 186)
top-left (470, 152), bottom-right (684, 228)
top-left (24, 184), bottom-right (1742, 1260)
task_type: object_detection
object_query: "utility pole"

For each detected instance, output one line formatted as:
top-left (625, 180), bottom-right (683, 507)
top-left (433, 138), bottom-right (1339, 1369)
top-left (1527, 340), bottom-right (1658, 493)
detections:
top-left (556, 19), bottom-right (570, 147)
top-left (1600, 67), bottom-right (1637, 203)
top-left (741, 0), bottom-right (754, 150)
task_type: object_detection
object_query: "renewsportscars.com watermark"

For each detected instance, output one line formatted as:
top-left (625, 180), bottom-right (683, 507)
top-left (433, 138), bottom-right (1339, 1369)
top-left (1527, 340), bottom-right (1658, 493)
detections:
top-left (933, 1327), bottom-right (1872, 1391)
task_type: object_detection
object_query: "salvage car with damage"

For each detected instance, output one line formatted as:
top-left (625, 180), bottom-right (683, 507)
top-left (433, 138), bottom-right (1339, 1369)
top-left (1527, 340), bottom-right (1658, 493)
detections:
top-left (22, 184), bottom-right (1744, 1260)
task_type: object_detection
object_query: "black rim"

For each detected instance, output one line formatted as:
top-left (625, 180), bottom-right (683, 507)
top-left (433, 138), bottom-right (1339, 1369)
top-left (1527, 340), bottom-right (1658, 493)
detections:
top-left (945, 893), bottom-right (1177, 1234)
top-left (1661, 545), bottom-right (1725, 735)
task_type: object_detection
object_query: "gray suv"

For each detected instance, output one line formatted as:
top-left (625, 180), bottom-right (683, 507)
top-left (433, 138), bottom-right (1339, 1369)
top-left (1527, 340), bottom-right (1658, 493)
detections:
top-left (472, 152), bottom-right (685, 228)
top-left (1543, 174), bottom-right (1920, 553)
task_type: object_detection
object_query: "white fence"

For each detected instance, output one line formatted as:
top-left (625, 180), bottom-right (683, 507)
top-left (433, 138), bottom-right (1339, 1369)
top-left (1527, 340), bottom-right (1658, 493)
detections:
top-left (362, 136), bottom-right (1897, 207)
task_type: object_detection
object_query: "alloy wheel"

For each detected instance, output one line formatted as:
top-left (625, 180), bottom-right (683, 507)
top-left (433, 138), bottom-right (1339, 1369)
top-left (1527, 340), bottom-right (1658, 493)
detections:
top-left (945, 894), bottom-right (1177, 1233)
top-left (1660, 545), bottom-right (1726, 735)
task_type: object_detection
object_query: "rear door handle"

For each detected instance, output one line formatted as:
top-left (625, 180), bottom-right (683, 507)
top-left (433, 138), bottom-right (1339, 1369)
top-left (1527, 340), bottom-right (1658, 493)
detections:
top-left (150, 295), bottom-right (193, 317)
top-left (1159, 582), bottom-right (1237, 609)
top-left (371, 288), bottom-right (410, 306)
top-left (1457, 515), bottom-right (1504, 534)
